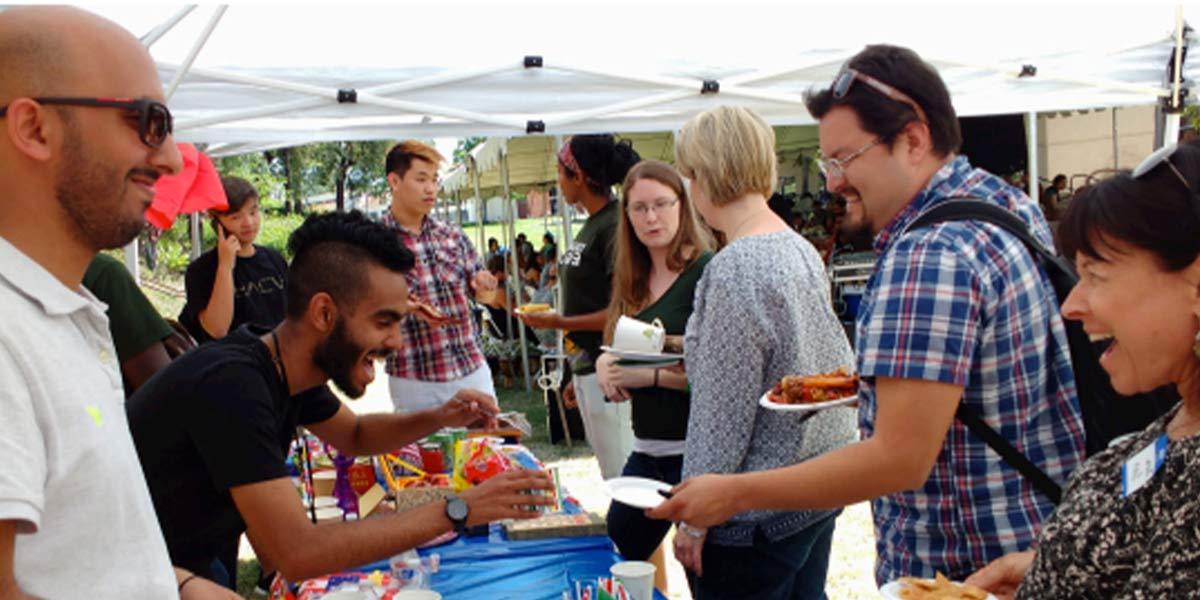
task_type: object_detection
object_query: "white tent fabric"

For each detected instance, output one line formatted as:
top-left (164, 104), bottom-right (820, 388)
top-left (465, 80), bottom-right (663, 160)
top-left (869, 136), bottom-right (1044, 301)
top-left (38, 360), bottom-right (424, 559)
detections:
top-left (78, 3), bottom-right (1195, 150)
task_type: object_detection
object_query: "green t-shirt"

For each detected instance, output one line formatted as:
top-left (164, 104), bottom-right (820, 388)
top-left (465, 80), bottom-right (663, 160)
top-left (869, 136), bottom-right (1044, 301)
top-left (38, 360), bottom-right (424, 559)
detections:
top-left (82, 254), bottom-right (172, 382)
top-left (629, 251), bottom-right (713, 441)
top-left (560, 201), bottom-right (618, 374)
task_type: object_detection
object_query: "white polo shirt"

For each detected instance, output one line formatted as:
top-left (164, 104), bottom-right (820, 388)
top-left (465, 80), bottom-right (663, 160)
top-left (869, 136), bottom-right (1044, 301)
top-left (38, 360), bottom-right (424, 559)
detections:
top-left (0, 238), bottom-right (177, 598)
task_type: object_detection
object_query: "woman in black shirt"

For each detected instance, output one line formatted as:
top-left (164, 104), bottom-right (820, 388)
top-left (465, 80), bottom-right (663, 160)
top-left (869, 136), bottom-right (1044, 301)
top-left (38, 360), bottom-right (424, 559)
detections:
top-left (516, 134), bottom-right (640, 480)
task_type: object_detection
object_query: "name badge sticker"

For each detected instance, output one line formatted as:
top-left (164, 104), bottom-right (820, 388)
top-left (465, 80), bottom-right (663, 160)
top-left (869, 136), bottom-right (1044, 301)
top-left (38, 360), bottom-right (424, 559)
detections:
top-left (1121, 434), bottom-right (1168, 497)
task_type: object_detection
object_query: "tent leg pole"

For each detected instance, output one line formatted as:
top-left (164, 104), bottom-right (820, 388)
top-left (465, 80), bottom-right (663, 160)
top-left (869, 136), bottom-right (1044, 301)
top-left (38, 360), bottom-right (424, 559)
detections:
top-left (165, 5), bottom-right (227, 100)
top-left (501, 147), bottom-right (532, 394)
top-left (190, 213), bottom-right (203, 260)
top-left (1112, 108), bottom-right (1120, 168)
top-left (1025, 112), bottom-right (1039, 200)
top-left (1163, 113), bottom-right (1182, 149)
top-left (123, 240), bottom-right (140, 283)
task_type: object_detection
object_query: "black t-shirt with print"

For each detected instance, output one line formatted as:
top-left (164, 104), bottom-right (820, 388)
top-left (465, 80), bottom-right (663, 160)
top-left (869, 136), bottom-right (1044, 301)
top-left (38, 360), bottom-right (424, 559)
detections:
top-left (179, 244), bottom-right (288, 344)
top-left (560, 201), bottom-right (618, 374)
top-left (126, 325), bottom-right (341, 580)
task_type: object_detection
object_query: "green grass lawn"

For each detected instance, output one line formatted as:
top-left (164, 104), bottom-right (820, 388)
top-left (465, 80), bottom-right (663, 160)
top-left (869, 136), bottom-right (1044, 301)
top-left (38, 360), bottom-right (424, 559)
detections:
top-left (459, 215), bottom-right (583, 256)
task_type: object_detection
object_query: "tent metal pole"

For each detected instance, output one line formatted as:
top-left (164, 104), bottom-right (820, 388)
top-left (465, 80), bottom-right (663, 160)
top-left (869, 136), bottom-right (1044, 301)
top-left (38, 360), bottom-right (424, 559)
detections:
top-left (501, 147), bottom-right (532, 393)
top-left (174, 63), bottom-right (520, 129)
top-left (171, 64), bottom-right (525, 132)
top-left (555, 58), bottom-right (840, 105)
top-left (1163, 113), bottom-right (1182, 149)
top-left (164, 5), bottom-right (227, 101)
top-left (1112, 108), bottom-right (1120, 168)
top-left (1172, 5), bottom-right (1185, 110)
top-left (1025, 112), bottom-right (1039, 200)
top-left (927, 53), bottom-right (1169, 98)
top-left (190, 213), bottom-right (203, 260)
top-left (175, 63), bottom-right (515, 130)
top-left (140, 5), bottom-right (196, 48)
top-left (471, 156), bottom-right (484, 256)
top-left (555, 135), bottom-right (569, 362)
top-left (123, 241), bottom-right (140, 282)
top-left (550, 134), bottom-right (573, 446)
top-left (546, 56), bottom-right (848, 129)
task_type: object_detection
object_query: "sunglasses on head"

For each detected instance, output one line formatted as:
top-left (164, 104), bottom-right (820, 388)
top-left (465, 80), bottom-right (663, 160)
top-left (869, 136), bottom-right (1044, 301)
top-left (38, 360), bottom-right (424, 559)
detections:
top-left (1132, 142), bottom-right (1192, 191)
top-left (0, 96), bottom-right (174, 148)
top-left (831, 67), bottom-right (928, 125)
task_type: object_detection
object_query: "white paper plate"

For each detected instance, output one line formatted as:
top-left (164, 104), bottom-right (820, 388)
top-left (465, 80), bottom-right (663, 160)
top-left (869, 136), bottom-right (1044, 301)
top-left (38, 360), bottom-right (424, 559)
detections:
top-left (600, 346), bottom-right (683, 362)
top-left (605, 476), bottom-right (673, 509)
top-left (758, 390), bottom-right (858, 412)
top-left (879, 579), bottom-right (997, 600)
top-left (514, 306), bottom-right (556, 316)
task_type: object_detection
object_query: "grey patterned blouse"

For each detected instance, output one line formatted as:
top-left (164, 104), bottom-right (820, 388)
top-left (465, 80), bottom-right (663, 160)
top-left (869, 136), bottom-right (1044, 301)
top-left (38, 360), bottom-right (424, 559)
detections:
top-left (683, 230), bottom-right (857, 547)
top-left (1017, 403), bottom-right (1200, 599)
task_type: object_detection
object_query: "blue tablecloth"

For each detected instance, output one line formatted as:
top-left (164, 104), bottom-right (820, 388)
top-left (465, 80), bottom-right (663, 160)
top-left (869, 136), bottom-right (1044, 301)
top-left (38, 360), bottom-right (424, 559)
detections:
top-left (358, 526), bottom-right (667, 600)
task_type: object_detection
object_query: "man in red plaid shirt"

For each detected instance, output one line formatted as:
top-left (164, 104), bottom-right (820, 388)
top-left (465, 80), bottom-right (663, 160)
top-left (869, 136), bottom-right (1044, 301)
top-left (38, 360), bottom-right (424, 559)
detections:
top-left (380, 141), bottom-right (501, 413)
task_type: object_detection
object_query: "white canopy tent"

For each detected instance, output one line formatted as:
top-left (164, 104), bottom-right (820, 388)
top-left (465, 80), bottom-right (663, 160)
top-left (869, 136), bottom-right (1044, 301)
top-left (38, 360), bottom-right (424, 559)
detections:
top-left (78, 3), bottom-right (1195, 150)
top-left (68, 2), bottom-right (1198, 396)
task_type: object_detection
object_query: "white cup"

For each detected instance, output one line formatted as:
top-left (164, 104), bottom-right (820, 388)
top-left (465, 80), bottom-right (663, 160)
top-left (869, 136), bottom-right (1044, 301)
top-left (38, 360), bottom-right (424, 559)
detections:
top-left (610, 560), bottom-right (656, 600)
top-left (612, 316), bottom-right (665, 353)
top-left (392, 591), bottom-right (441, 599)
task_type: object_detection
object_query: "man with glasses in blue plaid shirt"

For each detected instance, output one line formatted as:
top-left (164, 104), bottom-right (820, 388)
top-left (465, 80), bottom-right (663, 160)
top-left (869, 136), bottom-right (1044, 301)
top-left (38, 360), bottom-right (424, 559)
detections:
top-left (650, 44), bottom-right (1088, 588)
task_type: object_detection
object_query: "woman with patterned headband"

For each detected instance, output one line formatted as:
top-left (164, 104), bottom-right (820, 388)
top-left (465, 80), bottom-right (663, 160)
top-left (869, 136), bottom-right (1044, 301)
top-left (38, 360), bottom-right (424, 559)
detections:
top-left (517, 134), bottom-right (641, 480)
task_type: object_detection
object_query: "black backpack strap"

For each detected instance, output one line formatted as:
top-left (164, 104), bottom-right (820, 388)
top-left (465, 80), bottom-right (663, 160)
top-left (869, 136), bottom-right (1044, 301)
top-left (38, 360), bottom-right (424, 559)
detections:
top-left (955, 405), bottom-right (1063, 504)
top-left (907, 198), bottom-right (1060, 265)
top-left (906, 198), bottom-right (1064, 504)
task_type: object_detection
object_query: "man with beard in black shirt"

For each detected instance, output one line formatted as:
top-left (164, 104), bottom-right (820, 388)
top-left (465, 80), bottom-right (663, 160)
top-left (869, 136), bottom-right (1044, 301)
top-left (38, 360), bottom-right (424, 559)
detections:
top-left (128, 211), bottom-right (553, 586)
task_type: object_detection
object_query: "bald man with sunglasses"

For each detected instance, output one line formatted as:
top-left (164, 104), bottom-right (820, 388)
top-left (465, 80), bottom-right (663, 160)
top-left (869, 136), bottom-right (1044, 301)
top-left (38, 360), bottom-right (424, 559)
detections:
top-left (0, 7), bottom-right (238, 599)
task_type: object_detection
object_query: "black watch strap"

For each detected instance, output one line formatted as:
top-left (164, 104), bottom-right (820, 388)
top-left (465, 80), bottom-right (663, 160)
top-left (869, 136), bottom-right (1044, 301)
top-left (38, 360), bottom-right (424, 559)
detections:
top-left (444, 494), bottom-right (469, 533)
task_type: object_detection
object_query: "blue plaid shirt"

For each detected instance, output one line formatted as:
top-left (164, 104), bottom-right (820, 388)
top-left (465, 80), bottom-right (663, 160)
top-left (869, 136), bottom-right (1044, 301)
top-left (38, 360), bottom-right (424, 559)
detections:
top-left (856, 156), bottom-right (1087, 584)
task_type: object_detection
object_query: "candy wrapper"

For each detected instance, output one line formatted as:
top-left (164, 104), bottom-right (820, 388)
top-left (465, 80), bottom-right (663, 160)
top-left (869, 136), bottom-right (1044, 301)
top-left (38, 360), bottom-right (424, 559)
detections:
top-left (461, 438), bottom-right (512, 486)
top-left (269, 570), bottom-right (400, 600)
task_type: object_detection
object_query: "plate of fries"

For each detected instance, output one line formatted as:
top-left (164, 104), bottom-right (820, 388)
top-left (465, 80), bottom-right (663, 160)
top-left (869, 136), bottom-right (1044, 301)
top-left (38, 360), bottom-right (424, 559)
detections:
top-left (880, 572), bottom-right (996, 600)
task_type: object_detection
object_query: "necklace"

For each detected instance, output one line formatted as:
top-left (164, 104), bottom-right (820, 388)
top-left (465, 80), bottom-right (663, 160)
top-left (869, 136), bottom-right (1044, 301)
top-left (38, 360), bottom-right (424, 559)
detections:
top-left (1166, 402), bottom-right (1200, 440)
top-left (270, 330), bottom-right (290, 394)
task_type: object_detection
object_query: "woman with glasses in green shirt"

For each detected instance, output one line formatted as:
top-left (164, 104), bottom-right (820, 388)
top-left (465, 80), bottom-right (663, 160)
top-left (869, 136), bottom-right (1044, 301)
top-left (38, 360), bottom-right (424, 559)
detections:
top-left (596, 160), bottom-right (714, 593)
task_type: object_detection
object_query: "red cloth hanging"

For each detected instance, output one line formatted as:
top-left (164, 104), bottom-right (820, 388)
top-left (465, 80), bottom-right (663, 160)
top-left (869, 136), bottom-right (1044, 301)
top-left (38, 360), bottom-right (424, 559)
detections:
top-left (146, 143), bottom-right (228, 229)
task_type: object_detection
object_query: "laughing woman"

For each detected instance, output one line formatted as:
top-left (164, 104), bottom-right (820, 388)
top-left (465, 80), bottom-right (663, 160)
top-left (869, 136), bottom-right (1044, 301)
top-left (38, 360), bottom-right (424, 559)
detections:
top-left (967, 141), bottom-right (1200, 599)
top-left (595, 160), bottom-right (714, 591)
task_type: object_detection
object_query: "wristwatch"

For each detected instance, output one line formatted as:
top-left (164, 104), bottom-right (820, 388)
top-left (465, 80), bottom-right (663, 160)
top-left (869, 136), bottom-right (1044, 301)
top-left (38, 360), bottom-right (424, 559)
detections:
top-left (444, 494), bottom-right (469, 534)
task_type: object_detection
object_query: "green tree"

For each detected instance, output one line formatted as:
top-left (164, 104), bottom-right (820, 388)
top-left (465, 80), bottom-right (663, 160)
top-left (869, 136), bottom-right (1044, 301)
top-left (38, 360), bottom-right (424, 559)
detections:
top-left (453, 136), bottom-right (485, 165)
top-left (214, 152), bottom-right (286, 212)
top-left (262, 147), bottom-right (306, 214)
top-left (299, 142), bottom-right (390, 212)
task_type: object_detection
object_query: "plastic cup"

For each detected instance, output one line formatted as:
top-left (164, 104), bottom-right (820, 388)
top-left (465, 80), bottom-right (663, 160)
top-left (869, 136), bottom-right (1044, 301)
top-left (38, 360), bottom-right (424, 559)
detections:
top-left (312, 470), bottom-right (337, 497)
top-left (418, 443), bottom-right (445, 474)
top-left (393, 591), bottom-right (441, 599)
top-left (446, 427), bottom-right (468, 462)
top-left (610, 561), bottom-right (656, 600)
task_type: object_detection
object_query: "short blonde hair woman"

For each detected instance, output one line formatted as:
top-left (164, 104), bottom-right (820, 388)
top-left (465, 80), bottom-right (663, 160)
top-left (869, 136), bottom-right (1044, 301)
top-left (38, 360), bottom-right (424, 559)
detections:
top-left (664, 106), bottom-right (856, 599)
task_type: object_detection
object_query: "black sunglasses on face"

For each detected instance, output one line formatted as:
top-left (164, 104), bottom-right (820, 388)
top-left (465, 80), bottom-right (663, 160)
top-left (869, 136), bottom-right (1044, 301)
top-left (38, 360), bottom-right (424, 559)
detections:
top-left (0, 97), bottom-right (173, 148)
